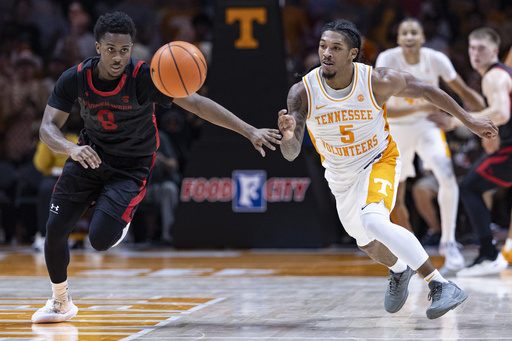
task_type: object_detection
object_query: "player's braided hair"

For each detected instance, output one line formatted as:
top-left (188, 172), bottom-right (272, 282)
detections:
top-left (321, 19), bottom-right (361, 62)
top-left (94, 11), bottom-right (137, 42)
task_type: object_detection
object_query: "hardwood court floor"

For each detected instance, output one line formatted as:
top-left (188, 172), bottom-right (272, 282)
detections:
top-left (0, 244), bottom-right (511, 340)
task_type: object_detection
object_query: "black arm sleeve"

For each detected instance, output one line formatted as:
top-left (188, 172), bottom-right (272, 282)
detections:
top-left (47, 66), bottom-right (79, 113)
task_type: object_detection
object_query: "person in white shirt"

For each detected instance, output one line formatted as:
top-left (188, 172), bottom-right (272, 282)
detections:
top-left (375, 18), bottom-right (485, 274)
top-left (278, 18), bottom-right (497, 319)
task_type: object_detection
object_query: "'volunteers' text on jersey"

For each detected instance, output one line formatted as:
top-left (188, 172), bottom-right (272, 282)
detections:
top-left (303, 63), bottom-right (391, 176)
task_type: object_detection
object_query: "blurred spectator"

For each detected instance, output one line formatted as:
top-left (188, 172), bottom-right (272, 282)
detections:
top-left (27, 0), bottom-right (67, 61)
top-left (302, 51), bottom-right (320, 75)
top-left (110, 0), bottom-right (161, 56)
top-left (192, 12), bottom-right (214, 66)
top-left (0, 0), bottom-right (42, 57)
top-left (156, 104), bottom-right (203, 174)
top-left (159, 0), bottom-right (198, 44)
top-left (477, 0), bottom-right (507, 30)
top-left (369, 0), bottom-right (405, 50)
top-left (0, 49), bottom-right (48, 244)
top-left (53, 1), bottom-right (96, 66)
top-left (0, 160), bottom-right (18, 244)
top-left (0, 49), bottom-right (13, 133)
top-left (42, 56), bottom-right (70, 94)
top-left (1, 50), bottom-right (48, 166)
top-left (282, 0), bottom-right (309, 84)
top-left (361, 35), bottom-right (380, 66)
top-left (421, 14), bottom-right (450, 55)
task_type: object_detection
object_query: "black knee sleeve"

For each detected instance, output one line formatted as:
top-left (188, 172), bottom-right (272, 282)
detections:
top-left (88, 210), bottom-right (128, 251)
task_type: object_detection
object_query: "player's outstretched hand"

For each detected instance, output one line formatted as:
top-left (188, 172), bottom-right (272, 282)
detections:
top-left (277, 109), bottom-right (296, 141)
top-left (248, 128), bottom-right (282, 157)
top-left (70, 145), bottom-right (102, 169)
top-left (466, 116), bottom-right (499, 140)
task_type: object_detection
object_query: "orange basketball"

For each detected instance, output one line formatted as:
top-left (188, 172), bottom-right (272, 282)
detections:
top-left (150, 41), bottom-right (207, 98)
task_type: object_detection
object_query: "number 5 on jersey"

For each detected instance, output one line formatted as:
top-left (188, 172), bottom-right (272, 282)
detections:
top-left (339, 124), bottom-right (354, 143)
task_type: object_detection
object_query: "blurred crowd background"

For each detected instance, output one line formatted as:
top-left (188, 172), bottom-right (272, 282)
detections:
top-left (0, 0), bottom-right (511, 248)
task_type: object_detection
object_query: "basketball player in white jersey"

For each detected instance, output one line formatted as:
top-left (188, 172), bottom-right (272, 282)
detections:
top-left (375, 18), bottom-right (485, 275)
top-left (278, 19), bottom-right (497, 319)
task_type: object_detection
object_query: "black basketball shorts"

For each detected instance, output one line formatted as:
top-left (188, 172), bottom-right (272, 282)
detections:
top-left (52, 152), bottom-right (155, 224)
top-left (477, 145), bottom-right (512, 187)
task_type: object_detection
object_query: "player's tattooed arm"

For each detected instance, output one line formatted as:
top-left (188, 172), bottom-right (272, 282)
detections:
top-left (278, 82), bottom-right (308, 161)
top-left (289, 88), bottom-right (308, 141)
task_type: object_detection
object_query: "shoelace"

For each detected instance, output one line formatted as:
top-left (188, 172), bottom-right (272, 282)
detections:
top-left (49, 298), bottom-right (66, 313)
top-left (428, 284), bottom-right (442, 302)
top-left (388, 272), bottom-right (403, 297)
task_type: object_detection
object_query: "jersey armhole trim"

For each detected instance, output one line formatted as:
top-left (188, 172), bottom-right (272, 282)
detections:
top-left (303, 76), bottom-right (312, 119)
top-left (132, 60), bottom-right (145, 77)
top-left (367, 65), bottom-right (382, 111)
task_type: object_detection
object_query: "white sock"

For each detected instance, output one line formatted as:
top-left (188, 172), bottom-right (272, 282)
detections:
top-left (389, 259), bottom-right (408, 273)
top-left (51, 280), bottom-right (69, 302)
top-left (505, 238), bottom-right (512, 252)
top-left (424, 270), bottom-right (448, 284)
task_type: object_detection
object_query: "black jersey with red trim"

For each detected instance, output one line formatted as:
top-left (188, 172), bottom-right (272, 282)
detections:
top-left (47, 56), bottom-right (174, 157)
top-left (486, 62), bottom-right (512, 146)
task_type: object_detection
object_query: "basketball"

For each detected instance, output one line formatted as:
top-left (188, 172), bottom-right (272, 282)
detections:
top-left (150, 41), bottom-right (207, 98)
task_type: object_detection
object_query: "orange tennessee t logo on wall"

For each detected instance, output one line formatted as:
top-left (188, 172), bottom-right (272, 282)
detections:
top-left (225, 8), bottom-right (267, 49)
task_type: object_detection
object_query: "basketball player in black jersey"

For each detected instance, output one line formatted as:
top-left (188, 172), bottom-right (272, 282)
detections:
top-left (439, 28), bottom-right (512, 277)
top-left (430, 27), bottom-right (512, 276)
top-left (31, 11), bottom-right (281, 323)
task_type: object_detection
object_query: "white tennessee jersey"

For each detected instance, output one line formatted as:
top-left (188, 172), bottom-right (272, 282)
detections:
top-left (303, 63), bottom-right (391, 177)
top-left (375, 46), bottom-right (457, 124)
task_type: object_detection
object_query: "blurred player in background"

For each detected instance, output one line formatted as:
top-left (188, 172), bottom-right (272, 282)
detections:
top-left (375, 18), bottom-right (485, 275)
top-left (430, 28), bottom-right (511, 277)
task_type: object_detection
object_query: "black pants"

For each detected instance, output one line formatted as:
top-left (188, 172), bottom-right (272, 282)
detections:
top-left (44, 156), bottom-right (153, 283)
top-left (460, 146), bottom-right (512, 257)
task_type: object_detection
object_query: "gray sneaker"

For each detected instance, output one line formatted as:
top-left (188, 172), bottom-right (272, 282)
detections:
top-left (385, 266), bottom-right (415, 313)
top-left (426, 280), bottom-right (468, 319)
